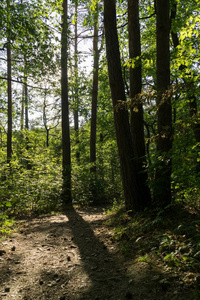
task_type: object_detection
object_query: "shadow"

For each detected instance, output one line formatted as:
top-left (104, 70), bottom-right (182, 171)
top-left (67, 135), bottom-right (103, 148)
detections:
top-left (1, 206), bottom-right (197, 299)
top-left (0, 252), bottom-right (24, 287)
top-left (22, 269), bottom-right (71, 300)
top-left (63, 207), bottom-right (177, 300)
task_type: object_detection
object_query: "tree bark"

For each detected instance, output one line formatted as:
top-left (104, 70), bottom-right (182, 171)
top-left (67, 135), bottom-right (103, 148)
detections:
top-left (128, 0), bottom-right (151, 207)
top-left (74, 1), bottom-right (80, 161)
top-left (7, 0), bottom-right (12, 164)
top-left (154, 0), bottom-right (172, 207)
top-left (90, 5), bottom-right (99, 178)
top-left (90, 6), bottom-right (100, 203)
top-left (61, 0), bottom-right (72, 205)
top-left (104, 0), bottom-right (147, 212)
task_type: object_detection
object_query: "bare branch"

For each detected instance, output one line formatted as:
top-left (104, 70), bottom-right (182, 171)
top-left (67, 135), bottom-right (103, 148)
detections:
top-left (0, 76), bottom-right (48, 91)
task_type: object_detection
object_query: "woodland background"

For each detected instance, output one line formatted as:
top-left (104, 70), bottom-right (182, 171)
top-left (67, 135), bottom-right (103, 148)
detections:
top-left (0, 0), bottom-right (200, 222)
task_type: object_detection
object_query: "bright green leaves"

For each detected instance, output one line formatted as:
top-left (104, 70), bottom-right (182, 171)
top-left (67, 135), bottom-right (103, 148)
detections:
top-left (124, 56), bottom-right (141, 69)
top-left (124, 54), bottom-right (154, 70)
top-left (90, 0), bottom-right (101, 12)
top-left (171, 1), bottom-right (200, 78)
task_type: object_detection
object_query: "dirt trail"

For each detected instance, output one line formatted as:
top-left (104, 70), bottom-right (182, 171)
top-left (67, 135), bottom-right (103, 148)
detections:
top-left (0, 207), bottom-right (195, 300)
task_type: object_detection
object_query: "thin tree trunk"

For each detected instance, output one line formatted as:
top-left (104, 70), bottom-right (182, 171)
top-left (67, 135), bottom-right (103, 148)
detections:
top-left (24, 72), bottom-right (28, 130)
top-left (128, 0), bottom-right (151, 207)
top-left (104, 0), bottom-right (147, 212)
top-left (21, 84), bottom-right (25, 130)
top-left (61, 0), bottom-right (72, 205)
top-left (74, 1), bottom-right (80, 161)
top-left (43, 91), bottom-right (49, 147)
top-left (154, 0), bottom-right (172, 207)
top-left (7, 0), bottom-right (12, 164)
top-left (89, 5), bottom-right (99, 203)
top-left (90, 6), bottom-right (99, 175)
top-left (23, 58), bottom-right (32, 169)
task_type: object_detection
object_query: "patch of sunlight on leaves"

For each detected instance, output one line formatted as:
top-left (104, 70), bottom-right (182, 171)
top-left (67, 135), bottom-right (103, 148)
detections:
top-left (0, 218), bottom-right (15, 235)
top-left (138, 254), bottom-right (149, 262)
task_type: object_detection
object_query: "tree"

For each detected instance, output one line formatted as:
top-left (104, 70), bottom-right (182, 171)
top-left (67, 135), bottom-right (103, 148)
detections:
top-left (154, 0), bottom-right (172, 207)
top-left (90, 1), bottom-right (99, 199)
top-left (128, 0), bottom-right (151, 207)
top-left (43, 89), bottom-right (60, 148)
top-left (6, 0), bottom-right (12, 164)
top-left (61, 0), bottom-right (72, 205)
top-left (24, 60), bottom-right (29, 130)
top-left (73, 0), bottom-right (80, 161)
top-left (104, 0), bottom-right (149, 212)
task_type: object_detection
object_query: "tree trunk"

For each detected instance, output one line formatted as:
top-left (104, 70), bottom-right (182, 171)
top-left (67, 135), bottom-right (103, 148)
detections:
top-left (74, 1), bottom-right (80, 161)
top-left (43, 91), bottom-right (49, 147)
top-left (154, 0), bottom-right (172, 207)
top-left (104, 0), bottom-right (147, 212)
top-left (24, 71), bottom-right (28, 130)
top-left (7, 0), bottom-right (12, 164)
top-left (128, 0), bottom-right (151, 207)
top-left (90, 4), bottom-right (99, 197)
top-left (21, 84), bottom-right (25, 130)
top-left (61, 0), bottom-right (72, 205)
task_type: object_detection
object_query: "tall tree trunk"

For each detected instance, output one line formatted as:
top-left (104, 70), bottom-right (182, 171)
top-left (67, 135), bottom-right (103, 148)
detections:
top-left (7, 0), bottom-right (12, 164)
top-left (128, 0), bottom-right (151, 206)
top-left (23, 58), bottom-right (32, 169)
top-left (90, 4), bottom-right (99, 200)
top-left (104, 0), bottom-right (147, 212)
top-left (74, 1), bottom-right (80, 161)
top-left (61, 0), bottom-right (72, 205)
top-left (154, 0), bottom-right (172, 207)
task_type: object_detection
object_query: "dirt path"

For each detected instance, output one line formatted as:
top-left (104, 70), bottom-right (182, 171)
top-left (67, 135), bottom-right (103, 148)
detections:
top-left (0, 207), bottom-right (195, 300)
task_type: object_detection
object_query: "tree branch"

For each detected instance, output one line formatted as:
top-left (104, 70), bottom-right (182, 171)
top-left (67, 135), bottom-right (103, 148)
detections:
top-left (0, 76), bottom-right (48, 91)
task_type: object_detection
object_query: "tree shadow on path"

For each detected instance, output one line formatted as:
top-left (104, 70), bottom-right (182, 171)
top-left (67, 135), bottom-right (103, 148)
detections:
top-left (65, 207), bottom-right (173, 300)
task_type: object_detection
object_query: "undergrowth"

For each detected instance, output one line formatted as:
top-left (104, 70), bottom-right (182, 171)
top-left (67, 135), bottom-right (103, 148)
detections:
top-left (105, 203), bottom-right (200, 292)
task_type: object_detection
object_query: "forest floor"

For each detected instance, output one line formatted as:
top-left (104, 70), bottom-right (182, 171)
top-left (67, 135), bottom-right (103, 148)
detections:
top-left (0, 206), bottom-right (199, 300)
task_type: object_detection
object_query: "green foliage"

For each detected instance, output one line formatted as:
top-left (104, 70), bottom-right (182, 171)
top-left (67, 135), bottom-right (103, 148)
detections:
top-left (70, 119), bottom-right (122, 206)
top-left (0, 130), bottom-right (62, 217)
top-left (105, 203), bottom-right (200, 287)
top-left (0, 0), bottom-right (200, 226)
top-left (0, 217), bottom-right (15, 235)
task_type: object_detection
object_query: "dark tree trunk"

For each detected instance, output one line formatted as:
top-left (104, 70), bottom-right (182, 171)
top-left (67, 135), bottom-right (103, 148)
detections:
top-left (128, 0), bottom-right (151, 207)
top-left (104, 0), bottom-right (147, 212)
top-left (90, 7), bottom-right (99, 174)
top-left (46, 129), bottom-right (49, 148)
top-left (7, 0), bottom-right (12, 164)
top-left (154, 0), bottom-right (172, 207)
top-left (61, 0), bottom-right (72, 205)
top-left (90, 5), bottom-right (99, 202)
top-left (74, 1), bottom-right (80, 161)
